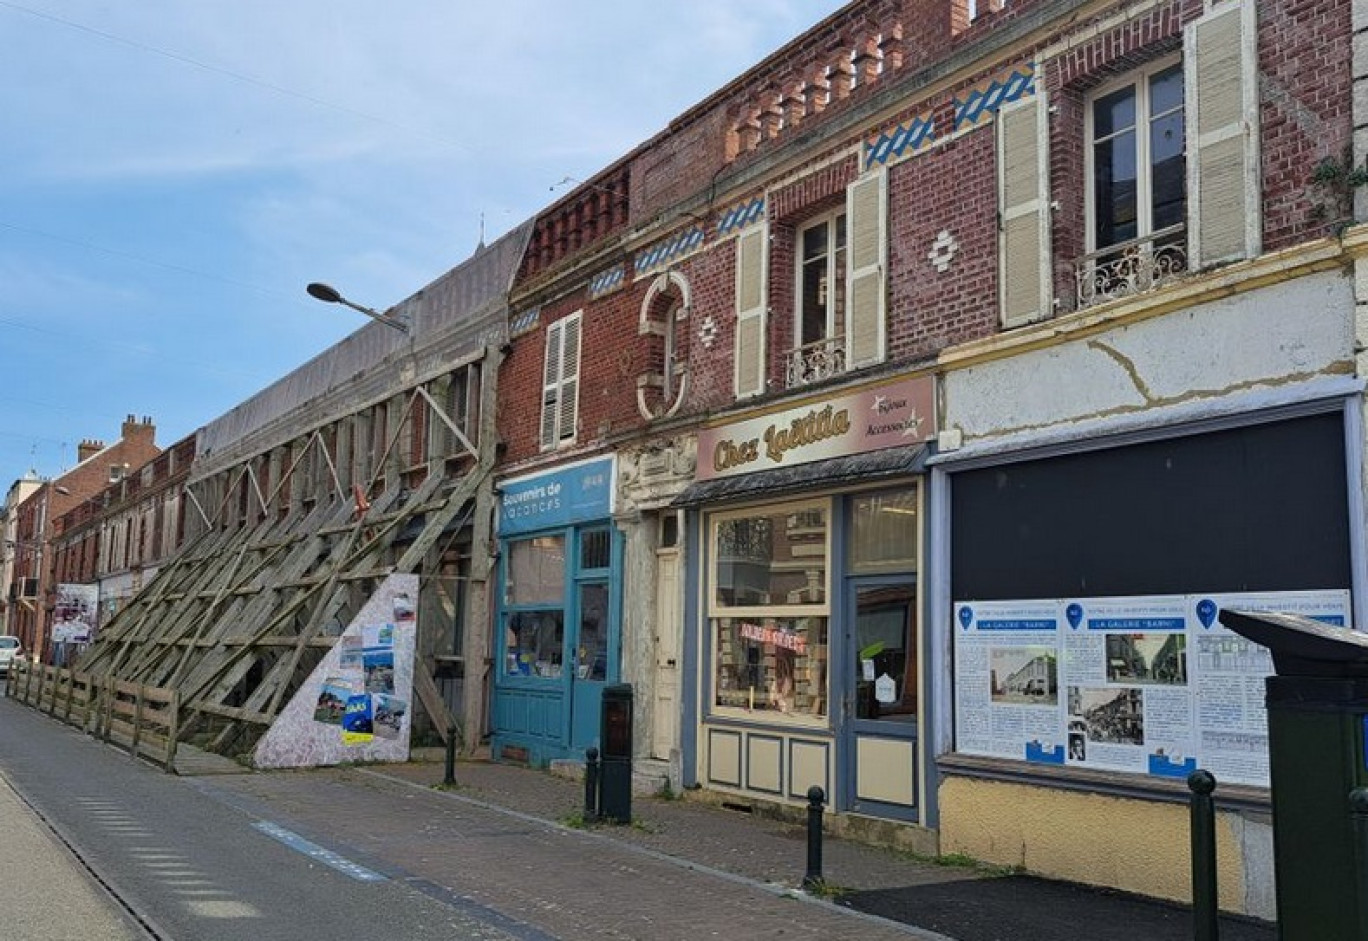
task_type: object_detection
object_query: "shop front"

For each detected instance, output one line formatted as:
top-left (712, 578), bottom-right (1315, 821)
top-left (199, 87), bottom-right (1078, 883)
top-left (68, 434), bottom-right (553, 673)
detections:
top-left (491, 456), bottom-right (622, 766)
top-left (928, 269), bottom-right (1366, 915)
top-left (678, 374), bottom-right (937, 828)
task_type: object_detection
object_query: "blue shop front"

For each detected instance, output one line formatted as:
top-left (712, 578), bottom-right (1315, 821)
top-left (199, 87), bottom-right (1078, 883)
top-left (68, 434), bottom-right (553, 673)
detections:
top-left (491, 456), bottom-right (623, 765)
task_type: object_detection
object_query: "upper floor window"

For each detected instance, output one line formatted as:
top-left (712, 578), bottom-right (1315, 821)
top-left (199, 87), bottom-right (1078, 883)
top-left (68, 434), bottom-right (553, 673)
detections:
top-left (735, 170), bottom-right (886, 399)
top-left (1089, 60), bottom-right (1186, 253)
top-left (540, 312), bottom-right (582, 450)
top-left (792, 211), bottom-right (848, 383)
top-left (1004, 2), bottom-right (1258, 322)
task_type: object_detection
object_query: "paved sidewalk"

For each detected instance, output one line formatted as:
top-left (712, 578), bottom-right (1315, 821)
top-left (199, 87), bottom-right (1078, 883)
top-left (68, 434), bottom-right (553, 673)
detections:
top-left (366, 757), bottom-right (1276, 941)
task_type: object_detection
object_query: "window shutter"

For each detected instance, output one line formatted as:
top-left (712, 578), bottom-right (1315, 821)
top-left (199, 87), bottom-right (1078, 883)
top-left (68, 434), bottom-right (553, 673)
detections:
top-left (997, 91), bottom-right (1051, 328)
top-left (1186, 1), bottom-right (1259, 268)
top-left (846, 168), bottom-right (887, 369)
top-left (558, 313), bottom-right (581, 445)
top-left (734, 225), bottom-right (767, 398)
top-left (539, 319), bottom-right (563, 449)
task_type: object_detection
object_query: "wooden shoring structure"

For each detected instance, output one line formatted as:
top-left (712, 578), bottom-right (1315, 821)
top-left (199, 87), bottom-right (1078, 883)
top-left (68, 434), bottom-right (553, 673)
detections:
top-left (77, 343), bottom-right (502, 759)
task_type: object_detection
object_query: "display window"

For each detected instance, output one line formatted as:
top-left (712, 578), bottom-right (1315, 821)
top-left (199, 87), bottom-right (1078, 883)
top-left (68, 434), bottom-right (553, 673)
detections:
top-left (504, 535), bottom-right (566, 677)
top-left (708, 500), bottom-right (831, 717)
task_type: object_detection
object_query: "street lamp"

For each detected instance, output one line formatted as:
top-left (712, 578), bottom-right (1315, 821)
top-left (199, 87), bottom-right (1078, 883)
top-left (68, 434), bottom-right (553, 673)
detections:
top-left (306, 282), bottom-right (409, 335)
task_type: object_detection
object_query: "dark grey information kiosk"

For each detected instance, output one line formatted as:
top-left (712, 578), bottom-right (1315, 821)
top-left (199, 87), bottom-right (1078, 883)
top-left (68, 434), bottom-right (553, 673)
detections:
top-left (1219, 609), bottom-right (1368, 941)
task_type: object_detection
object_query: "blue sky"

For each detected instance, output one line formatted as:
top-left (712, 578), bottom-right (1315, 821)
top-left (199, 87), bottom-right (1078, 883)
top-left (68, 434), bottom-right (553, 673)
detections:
top-left (0, 0), bottom-right (842, 481)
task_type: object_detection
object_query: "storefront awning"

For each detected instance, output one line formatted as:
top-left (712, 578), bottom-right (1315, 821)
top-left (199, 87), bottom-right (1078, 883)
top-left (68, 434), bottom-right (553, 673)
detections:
top-left (671, 443), bottom-right (931, 508)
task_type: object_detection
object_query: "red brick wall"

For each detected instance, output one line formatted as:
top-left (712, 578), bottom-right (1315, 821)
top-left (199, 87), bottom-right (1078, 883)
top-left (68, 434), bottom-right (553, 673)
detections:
top-left (1256, 0), bottom-right (1353, 245)
top-left (887, 124), bottom-right (999, 361)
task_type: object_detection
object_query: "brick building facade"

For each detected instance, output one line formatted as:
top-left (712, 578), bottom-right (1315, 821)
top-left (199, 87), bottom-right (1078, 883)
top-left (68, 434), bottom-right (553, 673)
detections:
top-left (8, 416), bottom-right (159, 662)
top-left (489, 0), bottom-right (1364, 917)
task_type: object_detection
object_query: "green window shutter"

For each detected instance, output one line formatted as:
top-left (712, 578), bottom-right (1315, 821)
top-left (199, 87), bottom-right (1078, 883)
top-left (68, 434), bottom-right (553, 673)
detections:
top-left (734, 225), bottom-right (767, 398)
top-left (997, 92), bottom-right (1051, 328)
top-left (846, 168), bottom-right (887, 369)
top-left (1186, 0), bottom-right (1260, 268)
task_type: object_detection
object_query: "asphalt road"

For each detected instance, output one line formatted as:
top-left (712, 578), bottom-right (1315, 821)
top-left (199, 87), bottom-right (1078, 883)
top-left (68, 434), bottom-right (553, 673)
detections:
top-left (0, 696), bottom-right (529, 941)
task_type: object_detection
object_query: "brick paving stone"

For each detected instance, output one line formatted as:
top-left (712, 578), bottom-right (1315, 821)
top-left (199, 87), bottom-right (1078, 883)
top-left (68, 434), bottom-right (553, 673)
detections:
top-left (211, 764), bottom-right (940, 941)
top-left (205, 758), bottom-right (1277, 941)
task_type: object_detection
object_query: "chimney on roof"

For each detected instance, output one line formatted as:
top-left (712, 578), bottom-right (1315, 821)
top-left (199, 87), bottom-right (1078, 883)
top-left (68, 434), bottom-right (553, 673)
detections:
top-left (77, 439), bottom-right (104, 462)
top-left (121, 414), bottom-right (156, 446)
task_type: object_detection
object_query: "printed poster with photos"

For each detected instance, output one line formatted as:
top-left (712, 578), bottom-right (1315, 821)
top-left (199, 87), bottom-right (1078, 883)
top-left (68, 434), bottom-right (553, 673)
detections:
top-left (953, 589), bottom-right (1351, 787)
top-left (254, 574), bottom-right (418, 768)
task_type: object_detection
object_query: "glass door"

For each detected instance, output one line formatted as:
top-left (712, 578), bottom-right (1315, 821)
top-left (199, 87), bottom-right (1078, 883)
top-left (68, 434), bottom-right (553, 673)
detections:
top-left (838, 485), bottom-right (921, 819)
top-left (569, 527), bottom-right (615, 751)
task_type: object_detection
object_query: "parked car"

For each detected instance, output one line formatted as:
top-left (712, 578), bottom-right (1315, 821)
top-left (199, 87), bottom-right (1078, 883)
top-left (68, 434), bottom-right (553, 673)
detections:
top-left (0, 636), bottom-right (22, 676)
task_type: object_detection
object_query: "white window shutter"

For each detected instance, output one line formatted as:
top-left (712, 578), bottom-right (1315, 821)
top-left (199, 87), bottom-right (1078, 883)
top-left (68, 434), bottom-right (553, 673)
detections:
top-left (539, 319), bottom-right (563, 449)
top-left (1186, 0), bottom-right (1260, 268)
top-left (734, 225), bottom-right (767, 398)
top-left (846, 168), bottom-right (887, 369)
top-left (558, 313), bottom-right (581, 445)
top-left (997, 91), bottom-right (1052, 328)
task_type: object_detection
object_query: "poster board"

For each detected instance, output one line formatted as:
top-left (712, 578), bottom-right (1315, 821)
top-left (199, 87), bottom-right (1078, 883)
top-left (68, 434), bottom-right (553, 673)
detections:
top-left (952, 589), bottom-right (1351, 786)
top-left (254, 574), bottom-right (418, 769)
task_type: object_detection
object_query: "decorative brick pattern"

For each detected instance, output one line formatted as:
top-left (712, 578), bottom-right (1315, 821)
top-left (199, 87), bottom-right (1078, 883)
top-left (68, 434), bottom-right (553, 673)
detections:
top-left (865, 113), bottom-right (937, 169)
top-left (588, 265), bottom-right (626, 300)
top-left (508, 308), bottom-right (540, 338)
top-left (634, 227), bottom-right (706, 279)
top-left (953, 65), bottom-right (1035, 132)
top-left (716, 197), bottom-right (766, 237)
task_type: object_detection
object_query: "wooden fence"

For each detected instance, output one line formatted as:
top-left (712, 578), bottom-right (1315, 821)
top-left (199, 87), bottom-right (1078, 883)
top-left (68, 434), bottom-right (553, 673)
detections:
top-left (6, 660), bottom-right (180, 773)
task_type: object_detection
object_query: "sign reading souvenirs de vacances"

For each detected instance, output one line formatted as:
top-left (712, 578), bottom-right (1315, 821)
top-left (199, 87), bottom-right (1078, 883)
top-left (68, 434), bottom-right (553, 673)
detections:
top-left (695, 376), bottom-right (936, 482)
top-left (498, 456), bottom-right (615, 537)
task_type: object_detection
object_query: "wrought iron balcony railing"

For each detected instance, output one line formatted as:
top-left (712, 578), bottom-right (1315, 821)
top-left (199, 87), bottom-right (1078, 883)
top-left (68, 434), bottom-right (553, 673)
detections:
top-left (1075, 224), bottom-right (1188, 311)
top-left (785, 335), bottom-right (846, 388)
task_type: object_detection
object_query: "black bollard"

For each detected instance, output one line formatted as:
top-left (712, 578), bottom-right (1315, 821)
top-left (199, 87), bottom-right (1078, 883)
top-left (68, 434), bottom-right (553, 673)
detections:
top-left (443, 732), bottom-right (457, 786)
top-left (1187, 769), bottom-right (1219, 941)
top-left (1350, 788), bottom-right (1368, 940)
top-left (584, 747), bottom-right (600, 822)
top-left (803, 785), bottom-right (825, 890)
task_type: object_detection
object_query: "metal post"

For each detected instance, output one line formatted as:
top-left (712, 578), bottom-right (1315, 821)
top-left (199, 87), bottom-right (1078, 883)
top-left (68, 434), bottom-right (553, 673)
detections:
top-left (443, 732), bottom-right (457, 786)
top-left (803, 785), bottom-right (825, 890)
top-left (1350, 788), bottom-right (1368, 940)
top-left (1188, 769), bottom-right (1219, 941)
top-left (584, 747), bottom-right (600, 822)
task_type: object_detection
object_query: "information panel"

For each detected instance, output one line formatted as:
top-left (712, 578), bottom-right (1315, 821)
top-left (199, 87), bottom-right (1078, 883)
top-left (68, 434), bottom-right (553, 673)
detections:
top-left (953, 590), bottom-right (1351, 786)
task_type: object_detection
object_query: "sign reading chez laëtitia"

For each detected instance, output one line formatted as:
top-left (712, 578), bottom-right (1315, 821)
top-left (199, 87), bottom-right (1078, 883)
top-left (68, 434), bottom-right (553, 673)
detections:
top-left (695, 375), bottom-right (935, 482)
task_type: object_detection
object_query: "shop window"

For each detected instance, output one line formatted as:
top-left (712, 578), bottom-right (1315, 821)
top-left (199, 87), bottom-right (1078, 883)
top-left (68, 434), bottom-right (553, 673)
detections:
top-left (504, 534), bottom-right (566, 677)
top-left (713, 506), bottom-right (827, 606)
top-left (709, 500), bottom-right (830, 717)
top-left (849, 487), bottom-right (918, 573)
top-left (507, 535), bottom-right (565, 605)
top-left (506, 610), bottom-right (564, 678)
